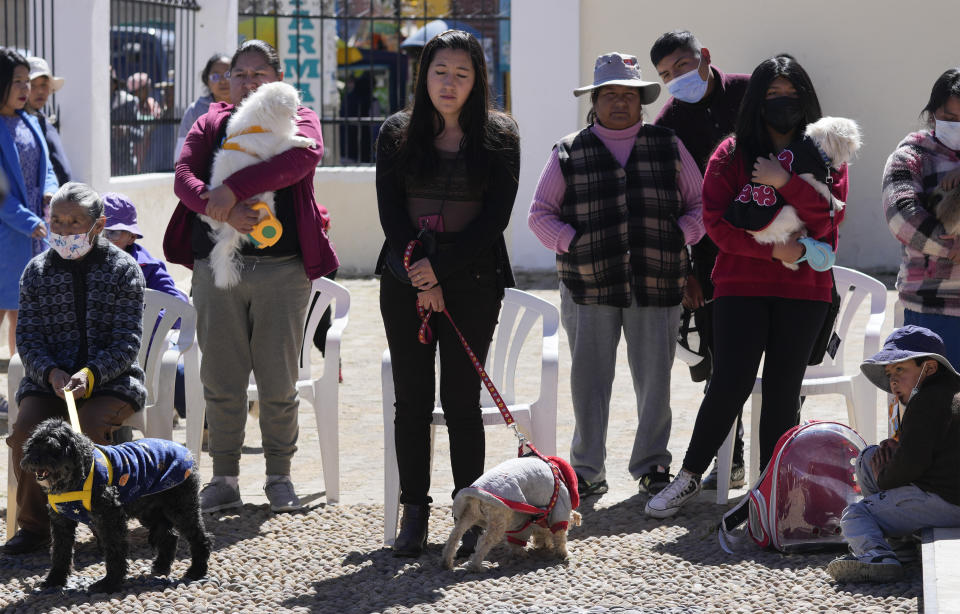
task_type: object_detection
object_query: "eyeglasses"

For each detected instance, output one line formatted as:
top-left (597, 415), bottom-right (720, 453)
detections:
top-left (225, 70), bottom-right (272, 83)
top-left (208, 72), bottom-right (226, 83)
top-left (104, 229), bottom-right (128, 240)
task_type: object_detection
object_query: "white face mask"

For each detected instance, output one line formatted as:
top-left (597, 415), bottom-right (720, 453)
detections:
top-left (935, 118), bottom-right (960, 150)
top-left (49, 225), bottom-right (96, 260)
top-left (666, 57), bottom-right (708, 104)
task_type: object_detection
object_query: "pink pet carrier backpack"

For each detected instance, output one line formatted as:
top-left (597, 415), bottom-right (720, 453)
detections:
top-left (719, 421), bottom-right (866, 553)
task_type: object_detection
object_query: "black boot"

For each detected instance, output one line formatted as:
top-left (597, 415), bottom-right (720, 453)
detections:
top-left (393, 504), bottom-right (429, 557)
top-left (455, 525), bottom-right (482, 558)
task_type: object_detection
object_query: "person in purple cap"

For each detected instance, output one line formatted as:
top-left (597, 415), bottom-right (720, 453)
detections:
top-left (827, 325), bottom-right (960, 582)
top-left (528, 51), bottom-right (704, 498)
top-left (103, 192), bottom-right (188, 421)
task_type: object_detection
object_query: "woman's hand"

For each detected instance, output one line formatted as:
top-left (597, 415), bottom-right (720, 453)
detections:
top-left (62, 370), bottom-right (90, 400)
top-left (407, 258), bottom-right (439, 291)
top-left (682, 275), bottom-right (704, 310)
top-left (47, 368), bottom-right (71, 399)
top-left (200, 184), bottom-right (239, 222)
top-left (752, 154), bottom-right (791, 189)
top-left (226, 200), bottom-right (262, 234)
top-left (771, 232), bottom-right (805, 264)
top-left (942, 234), bottom-right (960, 264)
top-left (31, 223), bottom-right (47, 239)
top-left (417, 286), bottom-right (445, 312)
top-left (939, 168), bottom-right (960, 190)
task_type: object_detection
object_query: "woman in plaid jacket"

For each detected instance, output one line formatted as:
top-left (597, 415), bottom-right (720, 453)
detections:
top-left (882, 68), bottom-right (960, 367)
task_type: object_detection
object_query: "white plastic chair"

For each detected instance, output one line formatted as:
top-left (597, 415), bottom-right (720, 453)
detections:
top-left (6, 289), bottom-right (199, 539)
top-left (715, 266), bottom-right (887, 504)
top-left (184, 276), bottom-right (349, 504)
top-left (381, 288), bottom-right (559, 546)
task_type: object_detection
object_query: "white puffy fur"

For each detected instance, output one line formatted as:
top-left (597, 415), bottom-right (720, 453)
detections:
top-left (201, 81), bottom-right (316, 288)
top-left (750, 116), bottom-right (861, 270)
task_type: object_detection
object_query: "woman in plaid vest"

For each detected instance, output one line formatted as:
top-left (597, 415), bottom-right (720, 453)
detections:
top-left (528, 52), bottom-right (705, 499)
top-left (646, 56), bottom-right (848, 519)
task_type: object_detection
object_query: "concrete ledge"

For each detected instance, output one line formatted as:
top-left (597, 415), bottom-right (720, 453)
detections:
top-left (922, 527), bottom-right (960, 613)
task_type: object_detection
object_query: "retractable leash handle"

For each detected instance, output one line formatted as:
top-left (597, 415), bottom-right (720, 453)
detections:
top-left (795, 237), bottom-right (836, 271)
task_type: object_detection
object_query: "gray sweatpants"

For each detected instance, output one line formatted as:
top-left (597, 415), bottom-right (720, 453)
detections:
top-left (193, 255), bottom-right (311, 477)
top-left (561, 284), bottom-right (680, 482)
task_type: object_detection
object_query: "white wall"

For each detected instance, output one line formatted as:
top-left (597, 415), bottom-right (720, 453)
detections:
top-left (508, 0), bottom-right (582, 272)
top-left (576, 0), bottom-right (960, 273)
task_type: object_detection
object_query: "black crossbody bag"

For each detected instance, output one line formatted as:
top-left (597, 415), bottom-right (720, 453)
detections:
top-left (807, 172), bottom-right (842, 366)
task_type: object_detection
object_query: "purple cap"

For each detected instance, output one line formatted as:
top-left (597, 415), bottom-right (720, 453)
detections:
top-left (101, 192), bottom-right (143, 238)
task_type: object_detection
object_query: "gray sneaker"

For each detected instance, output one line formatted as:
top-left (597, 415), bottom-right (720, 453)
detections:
top-left (826, 552), bottom-right (903, 582)
top-left (264, 476), bottom-right (302, 513)
top-left (644, 469), bottom-right (701, 519)
top-left (200, 478), bottom-right (243, 513)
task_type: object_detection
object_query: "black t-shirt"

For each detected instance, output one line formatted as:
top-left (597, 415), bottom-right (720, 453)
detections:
top-left (191, 113), bottom-right (300, 260)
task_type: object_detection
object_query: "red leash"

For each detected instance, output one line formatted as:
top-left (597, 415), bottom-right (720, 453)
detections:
top-left (403, 240), bottom-right (563, 524)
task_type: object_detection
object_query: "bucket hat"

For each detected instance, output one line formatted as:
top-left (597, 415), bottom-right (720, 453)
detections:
top-left (574, 52), bottom-right (660, 104)
top-left (860, 325), bottom-right (959, 391)
top-left (26, 56), bottom-right (64, 91)
top-left (101, 192), bottom-right (143, 238)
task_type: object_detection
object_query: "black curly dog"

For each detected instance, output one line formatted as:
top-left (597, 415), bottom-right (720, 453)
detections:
top-left (20, 419), bottom-right (211, 593)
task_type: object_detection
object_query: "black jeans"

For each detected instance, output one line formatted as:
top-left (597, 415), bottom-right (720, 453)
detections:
top-left (380, 263), bottom-right (502, 505)
top-left (682, 295), bottom-right (829, 475)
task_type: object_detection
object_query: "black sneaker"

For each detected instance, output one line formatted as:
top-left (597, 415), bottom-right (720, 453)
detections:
top-left (700, 461), bottom-right (746, 490)
top-left (576, 474), bottom-right (608, 497)
top-left (638, 465), bottom-right (672, 495)
top-left (826, 552), bottom-right (902, 582)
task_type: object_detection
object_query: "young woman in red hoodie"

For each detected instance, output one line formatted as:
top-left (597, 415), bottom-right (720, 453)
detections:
top-left (646, 56), bottom-right (848, 518)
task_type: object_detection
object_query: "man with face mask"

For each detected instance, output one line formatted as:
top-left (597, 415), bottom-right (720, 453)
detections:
top-left (826, 326), bottom-right (960, 583)
top-left (649, 30), bottom-right (750, 490)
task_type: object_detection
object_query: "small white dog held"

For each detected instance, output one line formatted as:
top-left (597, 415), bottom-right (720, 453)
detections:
top-left (201, 81), bottom-right (315, 288)
top-left (442, 455), bottom-right (582, 572)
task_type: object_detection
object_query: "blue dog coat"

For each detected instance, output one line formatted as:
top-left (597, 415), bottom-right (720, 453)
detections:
top-left (47, 439), bottom-right (195, 524)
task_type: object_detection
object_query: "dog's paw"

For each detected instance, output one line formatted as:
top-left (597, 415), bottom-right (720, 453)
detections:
top-left (782, 261), bottom-right (800, 271)
top-left (152, 561), bottom-right (172, 577)
top-left (40, 574), bottom-right (68, 589)
top-left (464, 559), bottom-right (488, 573)
top-left (87, 577), bottom-right (123, 594)
top-left (183, 563), bottom-right (209, 581)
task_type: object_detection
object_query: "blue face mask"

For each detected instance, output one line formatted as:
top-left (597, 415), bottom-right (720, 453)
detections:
top-left (666, 57), bottom-right (708, 103)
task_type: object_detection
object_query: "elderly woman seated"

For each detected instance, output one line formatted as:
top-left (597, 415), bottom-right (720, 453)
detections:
top-left (3, 182), bottom-right (146, 556)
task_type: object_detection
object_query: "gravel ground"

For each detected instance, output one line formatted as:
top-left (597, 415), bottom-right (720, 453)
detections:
top-left (0, 277), bottom-right (920, 613)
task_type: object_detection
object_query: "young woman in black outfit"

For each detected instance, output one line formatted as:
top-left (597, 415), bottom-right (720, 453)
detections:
top-left (375, 29), bottom-right (520, 558)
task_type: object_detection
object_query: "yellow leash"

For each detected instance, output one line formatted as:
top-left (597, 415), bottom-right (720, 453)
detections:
top-left (64, 388), bottom-right (81, 431)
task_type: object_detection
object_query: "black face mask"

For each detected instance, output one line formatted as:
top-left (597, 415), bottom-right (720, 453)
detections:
top-left (762, 96), bottom-right (804, 135)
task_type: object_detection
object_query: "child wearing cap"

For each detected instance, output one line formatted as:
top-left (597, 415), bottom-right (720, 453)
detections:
top-left (827, 325), bottom-right (960, 582)
top-left (103, 192), bottom-right (189, 419)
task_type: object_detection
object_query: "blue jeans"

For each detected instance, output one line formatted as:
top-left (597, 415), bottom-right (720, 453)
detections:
top-left (903, 309), bottom-right (960, 368)
top-left (840, 446), bottom-right (960, 559)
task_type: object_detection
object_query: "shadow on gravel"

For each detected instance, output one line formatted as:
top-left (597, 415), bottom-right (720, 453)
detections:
top-left (203, 503), bottom-right (289, 552)
top-left (281, 543), bottom-right (571, 613)
top-left (571, 492), bottom-right (730, 540)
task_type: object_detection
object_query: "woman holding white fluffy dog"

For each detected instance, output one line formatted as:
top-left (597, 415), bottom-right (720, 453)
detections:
top-left (164, 39), bottom-right (338, 514)
top-left (376, 29), bottom-right (519, 558)
top-left (646, 56), bottom-right (848, 519)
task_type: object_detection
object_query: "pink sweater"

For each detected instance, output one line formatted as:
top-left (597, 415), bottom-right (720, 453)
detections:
top-left (528, 121), bottom-right (705, 254)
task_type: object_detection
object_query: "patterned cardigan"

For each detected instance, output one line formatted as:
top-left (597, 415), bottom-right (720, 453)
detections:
top-left (882, 130), bottom-right (960, 316)
top-left (16, 238), bottom-right (147, 409)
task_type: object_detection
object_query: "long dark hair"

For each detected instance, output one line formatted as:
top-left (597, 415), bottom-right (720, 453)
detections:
top-left (921, 68), bottom-right (960, 128)
top-left (0, 47), bottom-right (28, 109)
top-left (230, 39), bottom-right (281, 75)
top-left (386, 29), bottom-right (517, 186)
top-left (731, 56), bottom-right (822, 162)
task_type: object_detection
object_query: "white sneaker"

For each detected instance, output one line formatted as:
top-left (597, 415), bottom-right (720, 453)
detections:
top-left (200, 477), bottom-right (243, 513)
top-left (264, 475), bottom-right (302, 513)
top-left (644, 469), bottom-right (701, 518)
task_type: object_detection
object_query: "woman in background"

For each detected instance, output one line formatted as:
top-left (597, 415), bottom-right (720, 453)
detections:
top-left (174, 53), bottom-right (231, 162)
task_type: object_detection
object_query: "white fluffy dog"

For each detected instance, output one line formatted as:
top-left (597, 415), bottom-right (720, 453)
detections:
top-left (725, 116), bottom-right (862, 269)
top-left (929, 183), bottom-right (960, 236)
top-left (442, 456), bottom-right (582, 572)
top-left (202, 81), bottom-right (315, 288)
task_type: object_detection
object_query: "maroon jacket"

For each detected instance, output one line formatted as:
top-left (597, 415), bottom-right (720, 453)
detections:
top-left (164, 101), bottom-right (338, 280)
